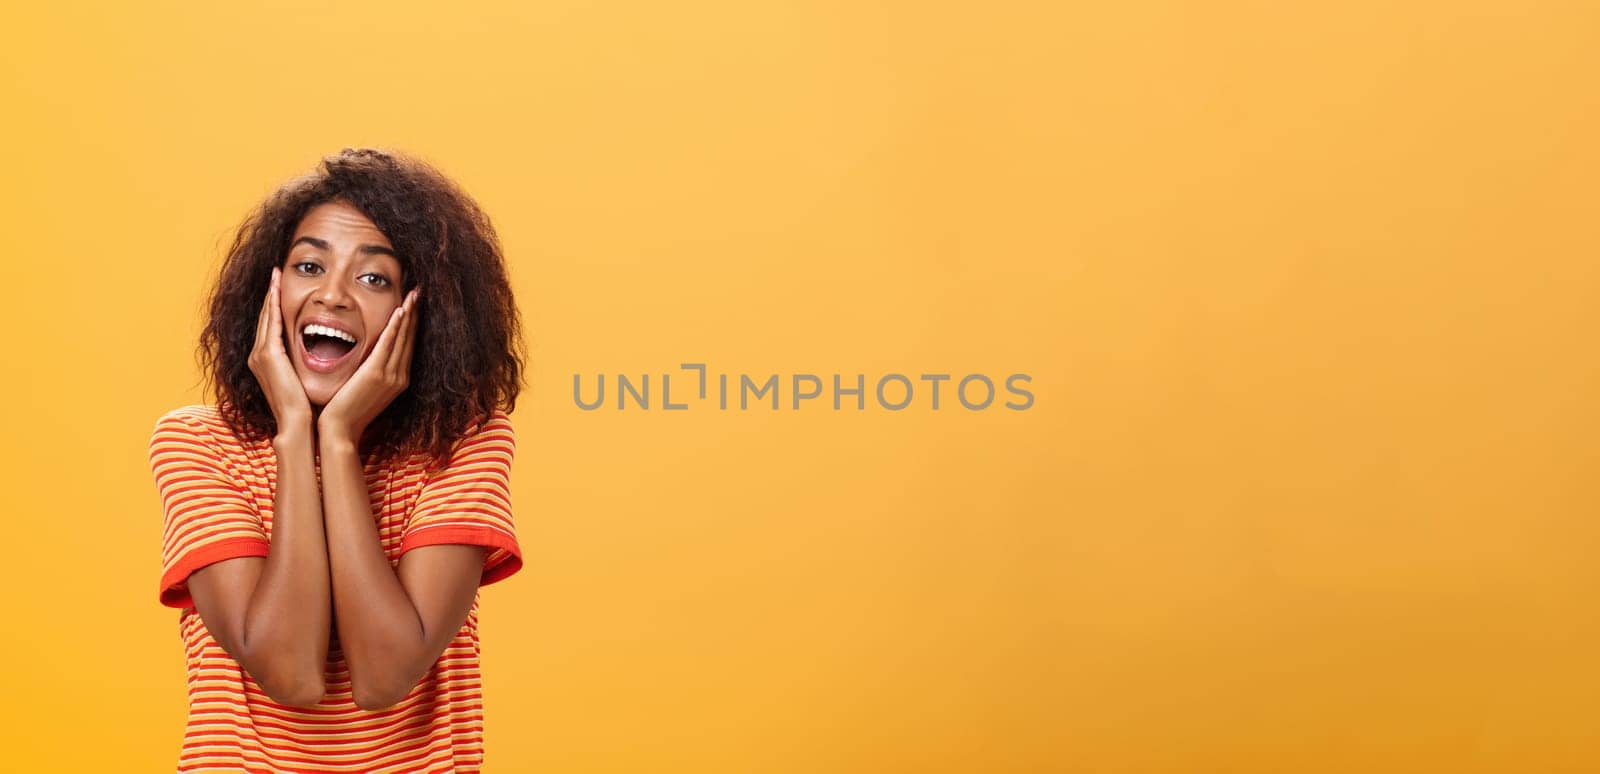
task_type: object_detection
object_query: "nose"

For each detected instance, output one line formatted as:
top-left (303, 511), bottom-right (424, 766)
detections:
top-left (311, 274), bottom-right (354, 309)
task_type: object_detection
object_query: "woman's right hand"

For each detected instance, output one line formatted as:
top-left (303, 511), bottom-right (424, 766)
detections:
top-left (248, 267), bottom-right (313, 435)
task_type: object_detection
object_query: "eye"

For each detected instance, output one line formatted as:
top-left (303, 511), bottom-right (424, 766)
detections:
top-left (292, 260), bottom-right (323, 276)
top-left (359, 273), bottom-right (393, 288)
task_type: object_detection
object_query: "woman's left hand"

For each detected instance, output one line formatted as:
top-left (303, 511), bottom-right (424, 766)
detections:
top-left (318, 288), bottom-right (421, 445)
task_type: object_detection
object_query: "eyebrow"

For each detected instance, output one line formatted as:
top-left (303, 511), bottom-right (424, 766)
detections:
top-left (289, 235), bottom-right (398, 258)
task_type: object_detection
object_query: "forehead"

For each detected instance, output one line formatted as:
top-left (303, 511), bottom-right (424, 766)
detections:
top-left (291, 200), bottom-right (394, 249)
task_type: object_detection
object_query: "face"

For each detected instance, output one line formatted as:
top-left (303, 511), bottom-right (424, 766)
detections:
top-left (279, 200), bottom-right (405, 407)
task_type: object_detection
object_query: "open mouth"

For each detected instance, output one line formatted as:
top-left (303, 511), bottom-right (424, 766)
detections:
top-left (300, 323), bottom-right (359, 373)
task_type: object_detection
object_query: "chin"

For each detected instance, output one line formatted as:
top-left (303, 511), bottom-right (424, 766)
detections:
top-left (297, 376), bottom-right (345, 408)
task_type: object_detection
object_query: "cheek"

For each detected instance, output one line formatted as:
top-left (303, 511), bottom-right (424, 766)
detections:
top-left (277, 286), bottom-right (305, 319)
top-left (369, 305), bottom-right (402, 339)
top-left (276, 289), bottom-right (309, 346)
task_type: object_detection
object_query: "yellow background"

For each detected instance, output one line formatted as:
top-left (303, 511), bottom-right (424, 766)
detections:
top-left (1, 1), bottom-right (1596, 771)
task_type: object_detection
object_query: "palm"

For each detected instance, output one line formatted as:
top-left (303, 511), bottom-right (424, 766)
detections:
top-left (250, 268), bottom-right (313, 427)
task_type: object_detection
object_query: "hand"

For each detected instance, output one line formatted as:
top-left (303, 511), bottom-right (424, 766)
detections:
top-left (248, 267), bottom-right (314, 435)
top-left (317, 287), bottom-right (421, 445)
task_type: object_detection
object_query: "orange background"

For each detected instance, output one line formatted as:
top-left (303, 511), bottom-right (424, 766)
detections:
top-left (1, 1), bottom-right (1596, 771)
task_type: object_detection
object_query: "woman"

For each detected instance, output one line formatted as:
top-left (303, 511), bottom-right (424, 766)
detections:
top-left (149, 148), bottom-right (525, 772)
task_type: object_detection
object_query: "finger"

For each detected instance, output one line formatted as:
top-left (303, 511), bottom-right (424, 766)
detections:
top-left (383, 290), bottom-right (415, 381)
top-left (401, 297), bottom-right (419, 378)
top-left (269, 270), bottom-right (288, 354)
top-left (393, 289), bottom-right (420, 380)
top-left (253, 269), bottom-right (274, 348)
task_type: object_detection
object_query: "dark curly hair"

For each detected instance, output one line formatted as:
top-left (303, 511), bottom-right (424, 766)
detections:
top-left (199, 148), bottom-right (524, 468)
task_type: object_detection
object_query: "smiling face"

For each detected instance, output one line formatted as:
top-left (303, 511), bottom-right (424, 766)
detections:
top-left (279, 199), bottom-right (405, 407)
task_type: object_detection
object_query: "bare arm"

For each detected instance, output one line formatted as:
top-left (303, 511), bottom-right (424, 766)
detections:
top-left (186, 266), bottom-right (331, 708)
top-left (187, 423), bottom-right (331, 707)
top-left (320, 434), bottom-right (485, 710)
top-left (313, 286), bottom-right (486, 710)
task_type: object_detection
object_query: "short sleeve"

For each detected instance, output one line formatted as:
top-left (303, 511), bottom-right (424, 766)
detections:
top-left (400, 410), bottom-right (523, 586)
top-left (150, 409), bottom-right (271, 609)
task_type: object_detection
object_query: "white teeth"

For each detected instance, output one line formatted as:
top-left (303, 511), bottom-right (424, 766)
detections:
top-left (301, 323), bottom-right (356, 344)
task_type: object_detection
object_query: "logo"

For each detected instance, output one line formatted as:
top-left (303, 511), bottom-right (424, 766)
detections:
top-left (574, 363), bottom-right (1033, 411)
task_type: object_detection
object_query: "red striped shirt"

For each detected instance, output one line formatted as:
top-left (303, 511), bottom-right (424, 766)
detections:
top-left (150, 405), bottom-right (522, 773)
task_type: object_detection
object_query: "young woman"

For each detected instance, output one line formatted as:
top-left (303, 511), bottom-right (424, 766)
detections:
top-left (149, 148), bottom-right (526, 772)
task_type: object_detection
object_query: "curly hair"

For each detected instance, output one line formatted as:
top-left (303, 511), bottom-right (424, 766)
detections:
top-left (199, 148), bottom-right (524, 468)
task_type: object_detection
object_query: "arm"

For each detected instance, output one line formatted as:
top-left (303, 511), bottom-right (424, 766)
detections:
top-left (313, 285), bottom-right (487, 710)
top-left (187, 422), bottom-right (331, 707)
top-left (320, 433), bottom-right (486, 710)
top-left (185, 268), bottom-right (330, 707)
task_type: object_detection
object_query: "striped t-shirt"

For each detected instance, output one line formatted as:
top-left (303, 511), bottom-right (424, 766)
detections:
top-left (150, 405), bottom-right (522, 773)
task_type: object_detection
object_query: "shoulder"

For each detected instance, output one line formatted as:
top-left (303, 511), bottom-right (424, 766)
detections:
top-left (149, 405), bottom-right (252, 458)
top-left (473, 409), bottom-right (515, 437)
top-left (154, 404), bottom-right (222, 426)
top-left (464, 409), bottom-right (515, 449)
top-left (152, 404), bottom-right (215, 438)
top-left (452, 409), bottom-right (515, 449)
top-left (426, 410), bottom-right (515, 476)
